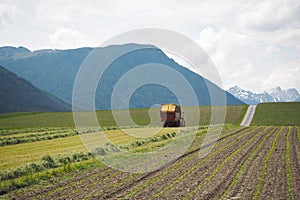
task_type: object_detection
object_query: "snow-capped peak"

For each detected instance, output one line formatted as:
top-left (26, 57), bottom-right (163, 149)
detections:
top-left (228, 86), bottom-right (300, 104)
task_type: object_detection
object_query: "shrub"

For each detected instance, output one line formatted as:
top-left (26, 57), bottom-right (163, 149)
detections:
top-left (42, 155), bottom-right (55, 168)
top-left (160, 135), bottom-right (168, 140)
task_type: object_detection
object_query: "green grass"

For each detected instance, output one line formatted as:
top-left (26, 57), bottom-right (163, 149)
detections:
top-left (0, 112), bottom-right (42, 120)
top-left (0, 159), bottom-right (100, 195)
top-left (0, 127), bottom-right (194, 195)
top-left (0, 105), bottom-right (247, 196)
top-left (236, 104), bottom-right (249, 125)
top-left (0, 135), bottom-right (86, 170)
top-left (0, 112), bottom-right (75, 128)
top-left (0, 127), bottom-right (187, 170)
top-left (0, 129), bottom-right (78, 146)
top-left (0, 105), bottom-right (246, 128)
top-left (251, 102), bottom-right (300, 126)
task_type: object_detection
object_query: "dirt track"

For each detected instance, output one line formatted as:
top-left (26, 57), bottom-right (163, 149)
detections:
top-left (240, 105), bottom-right (257, 127)
top-left (7, 126), bottom-right (300, 200)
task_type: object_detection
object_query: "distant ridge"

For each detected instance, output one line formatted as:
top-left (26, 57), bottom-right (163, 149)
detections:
top-left (0, 46), bottom-right (30, 59)
top-left (228, 85), bottom-right (300, 104)
top-left (0, 65), bottom-right (70, 113)
top-left (0, 45), bottom-right (244, 109)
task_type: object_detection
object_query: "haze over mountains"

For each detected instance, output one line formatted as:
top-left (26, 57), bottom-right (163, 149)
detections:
top-left (0, 65), bottom-right (70, 113)
top-left (228, 85), bottom-right (300, 104)
top-left (0, 45), bottom-right (244, 113)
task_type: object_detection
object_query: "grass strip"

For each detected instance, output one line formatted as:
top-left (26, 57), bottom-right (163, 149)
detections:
top-left (236, 105), bottom-right (249, 126)
top-left (0, 130), bottom-right (78, 146)
top-left (0, 159), bottom-right (100, 196)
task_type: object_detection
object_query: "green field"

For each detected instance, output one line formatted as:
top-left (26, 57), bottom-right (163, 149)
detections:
top-left (0, 105), bottom-right (246, 195)
top-left (1, 103), bottom-right (300, 198)
top-left (0, 105), bottom-right (247, 128)
top-left (251, 102), bottom-right (300, 126)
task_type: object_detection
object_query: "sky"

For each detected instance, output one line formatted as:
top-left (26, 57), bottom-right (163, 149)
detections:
top-left (0, 0), bottom-right (299, 93)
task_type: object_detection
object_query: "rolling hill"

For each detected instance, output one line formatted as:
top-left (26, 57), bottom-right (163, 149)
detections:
top-left (0, 65), bottom-right (70, 113)
top-left (251, 102), bottom-right (300, 126)
top-left (0, 45), bottom-right (244, 109)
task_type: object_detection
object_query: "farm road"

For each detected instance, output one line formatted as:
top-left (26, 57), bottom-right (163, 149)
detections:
top-left (240, 105), bottom-right (257, 127)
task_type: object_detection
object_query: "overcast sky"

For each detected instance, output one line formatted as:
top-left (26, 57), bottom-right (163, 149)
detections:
top-left (0, 0), bottom-right (299, 92)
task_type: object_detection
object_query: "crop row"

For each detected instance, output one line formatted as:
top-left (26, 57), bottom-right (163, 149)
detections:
top-left (252, 126), bottom-right (284, 200)
top-left (219, 127), bottom-right (278, 199)
top-left (152, 127), bottom-right (267, 198)
top-left (0, 127), bottom-right (70, 136)
top-left (109, 127), bottom-right (245, 176)
top-left (22, 126), bottom-right (248, 199)
top-left (184, 127), bottom-right (278, 199)
top-left (32, 128), bottom-right (208, 198)
top-left (285, 127), bottom-right (292, 200)
top-left (4, 126), bottom-right (299, 199)
top-left (123, 127), bottom-right (262, 199)
top-left (0, 152), bottom-right (92, 182)
top-left (0, 130), bottom-right (78, 146)
top-left (64, 127), bottom-right (250, 199)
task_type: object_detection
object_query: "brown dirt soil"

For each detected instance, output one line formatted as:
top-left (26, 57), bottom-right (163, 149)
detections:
top-left (289, 127), bottom-right (300, 200)
top-left (191, 127), bottom-right (278, 200)
top-left (4, 126), bottom-right (300, 200)
top-left (259, 127), bottom-right (288, 200)
top-left (131, 127), bottom-right (266, 199)
top-left (227, 127), bottom-right (280, 199)
top-left (110, 127), bottom-right (257, 199)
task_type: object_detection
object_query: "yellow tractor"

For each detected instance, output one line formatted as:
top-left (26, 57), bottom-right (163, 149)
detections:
top-left (160, 104), bottom-right (185, 127)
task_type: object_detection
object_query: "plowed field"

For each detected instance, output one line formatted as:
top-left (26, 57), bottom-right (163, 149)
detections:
top-left (5, 126), bottom-right (300, 199)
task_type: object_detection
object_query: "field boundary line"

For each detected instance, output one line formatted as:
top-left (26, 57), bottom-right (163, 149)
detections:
top-left (296, 126), bottom-right (300, 142)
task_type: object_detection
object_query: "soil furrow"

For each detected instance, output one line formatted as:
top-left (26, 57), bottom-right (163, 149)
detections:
top-left (289, 127), bottom-right (300, 200)
top-left (259, 127), bottom-right (288, 200)
top-left (101, 127), bottom-right (257, 199)
top-left (227, 127), bottom-right (282, 199)
top-left (157, 126), bottom-right (270, 199)
top-left (198, 127), bottom-right (277, 200)
top-left (118, 128), bottom-right (263, 199)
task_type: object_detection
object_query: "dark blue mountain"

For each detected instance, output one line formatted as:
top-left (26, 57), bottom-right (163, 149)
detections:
top-left (0, 65), bottom-right (70, 113)
top-left (0, 45), bottom-right (244, 110)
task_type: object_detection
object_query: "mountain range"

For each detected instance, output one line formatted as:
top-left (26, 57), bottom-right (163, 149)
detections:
top-left (0, 45), bottom-right (244, 113)
top-left (0, 65), bottom-right (70, 113)
top-left (228, 85), bottom-right (300, 104)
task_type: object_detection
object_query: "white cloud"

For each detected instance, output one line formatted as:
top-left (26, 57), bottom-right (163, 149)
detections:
top-left (196, 27), bottom-right (300, 92)
top-left (0, 0), bottom-right (299, 92)
top-left (0, 0), bottom-right (15, 27)
top-left (50, 28), bottom-right (86, 49)
top-left (237, 0), bottom-right (300, 31)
